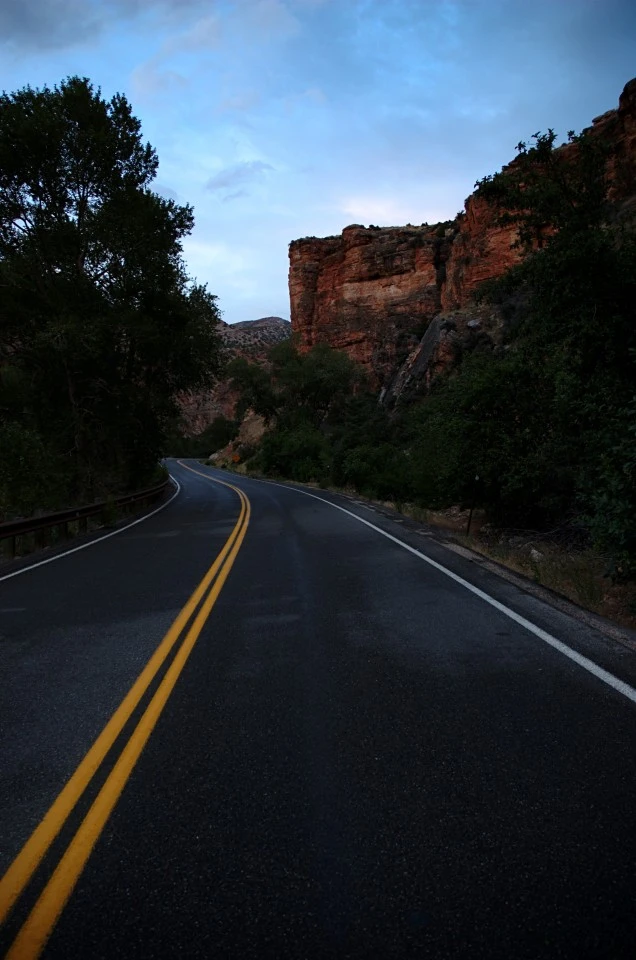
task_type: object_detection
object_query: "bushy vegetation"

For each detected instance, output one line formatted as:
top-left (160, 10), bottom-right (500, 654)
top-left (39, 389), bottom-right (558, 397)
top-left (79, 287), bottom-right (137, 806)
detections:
top-left (168, 416), bottom-right (239, 458)
top-left (0, 77), bottom-right (222, 519)
top-left (474, 128), bottom-right (636, 575)
top-left (231, 126), bottom-right (636, 579)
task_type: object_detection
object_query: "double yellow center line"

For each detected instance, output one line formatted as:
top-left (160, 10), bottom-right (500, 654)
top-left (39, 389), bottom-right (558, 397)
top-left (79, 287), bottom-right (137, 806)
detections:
top-left (0, 464), bottom-right (250, 959)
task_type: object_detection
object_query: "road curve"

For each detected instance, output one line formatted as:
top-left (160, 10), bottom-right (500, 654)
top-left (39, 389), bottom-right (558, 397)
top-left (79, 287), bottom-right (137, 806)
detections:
top-left (1, 459), bottom-right (635, 959)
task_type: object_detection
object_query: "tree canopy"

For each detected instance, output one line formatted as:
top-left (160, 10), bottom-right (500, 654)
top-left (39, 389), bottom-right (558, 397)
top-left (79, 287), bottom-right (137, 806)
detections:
top-left (0, 77), bottom-right (221, 516)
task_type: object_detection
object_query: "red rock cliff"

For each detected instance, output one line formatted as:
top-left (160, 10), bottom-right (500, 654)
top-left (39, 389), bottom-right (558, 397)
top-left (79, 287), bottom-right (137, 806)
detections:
top-left (289, 78), bottom-right (636, 388)
top-left (289, 224), bottom-right (452, 383)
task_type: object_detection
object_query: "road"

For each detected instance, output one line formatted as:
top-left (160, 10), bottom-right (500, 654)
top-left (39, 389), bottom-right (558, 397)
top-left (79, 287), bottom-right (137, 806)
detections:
top-left (1, 458), bottom-right (635, 959)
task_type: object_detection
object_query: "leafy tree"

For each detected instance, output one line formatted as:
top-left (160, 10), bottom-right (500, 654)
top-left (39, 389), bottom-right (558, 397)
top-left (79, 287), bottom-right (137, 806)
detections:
top-left (473, 126), bottom-right (636, 567)
top-left (476, 129), bottom-right (611, 248)
top-left (165, 415), bottom-right (239, 458)
top-left (256, 422), bottom-right (330, 482)
top-left (0, 76), bottom-right (221, 513)
top-left (580, 391), bottom-right (636, 579)
top-left (230, 342), bottom-right (374, 484)
top-left (227, 357), bottom-right (278, 423)
top-left (269, 340), bottom-right (363, 428)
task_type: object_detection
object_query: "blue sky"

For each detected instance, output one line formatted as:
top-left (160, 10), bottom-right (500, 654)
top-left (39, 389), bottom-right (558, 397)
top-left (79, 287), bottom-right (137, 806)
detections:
top-left (2, 0), bottom-right (635, 323)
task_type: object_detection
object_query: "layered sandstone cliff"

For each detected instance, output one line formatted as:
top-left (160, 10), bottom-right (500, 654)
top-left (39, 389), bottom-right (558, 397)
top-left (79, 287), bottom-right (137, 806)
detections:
top-left (289, 225), bottom-right (453, 384)
top-left (289, 78), bottom-right (636, 397)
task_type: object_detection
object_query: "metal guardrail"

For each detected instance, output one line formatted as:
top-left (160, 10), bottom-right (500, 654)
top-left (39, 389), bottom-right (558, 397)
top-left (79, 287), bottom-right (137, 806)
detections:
top-left (0, 479), bottom-right (170, 560)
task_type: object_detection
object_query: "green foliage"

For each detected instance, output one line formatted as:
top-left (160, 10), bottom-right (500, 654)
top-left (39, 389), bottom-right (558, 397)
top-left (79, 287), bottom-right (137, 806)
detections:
top-left (0, 77), bottom-right (222, 514)
top-left (256, 423), bottom-right (330, 482)
top-left (475, 128), bottom-right (611, 248)
top-left (0, 423), bottom-right (62, 519)
top-left (167, 416), bottom-right (239, 458)
top-left (228, 357), bottom-right (278, 422)
top-left (336, 443), bottom-right (409, 500)
top-left (268, 339), bottom-right (363, 428)
top-left (473, 126), bottom-right (636, 570)
top-left (233, 343), bottom-right (395, 492)
top-left (403, 350), bottom-right (583, 524)
top-left (580, 395), bottom-right (636, 579)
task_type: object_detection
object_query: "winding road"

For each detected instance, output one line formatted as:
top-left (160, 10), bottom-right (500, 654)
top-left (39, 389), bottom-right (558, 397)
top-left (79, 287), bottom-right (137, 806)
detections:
top-left (1, 459), bottom-right (635, 959)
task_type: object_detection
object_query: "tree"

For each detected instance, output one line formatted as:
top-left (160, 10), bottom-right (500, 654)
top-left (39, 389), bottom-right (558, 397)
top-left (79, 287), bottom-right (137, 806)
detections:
top-left (473, 126), bottom-right (636, 569)
top-left (227, 357), bottom-right (278, 423)
top-left (475, 129), bottom-right (611, 247)
top-left (268, 340), bottom-right (364, 429)
top-left (0, 76), bottom-right (221, 511)
top-left (229, 342), bottom-right (375, 486)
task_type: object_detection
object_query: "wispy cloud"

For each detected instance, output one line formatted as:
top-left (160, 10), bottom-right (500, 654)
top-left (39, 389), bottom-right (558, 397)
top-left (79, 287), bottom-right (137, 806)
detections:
top-left (162, 14), bottom-right (222, 54)
top-left (130, 60), bottom-right (188, 99)
top-left (0, 0), bottom-right (212, 51)
top-left (222, 189), bottom-right (249, 202)
top-left (240, 0), bottom-right (300, 41)
top-left (339, 196), bottom-right (416, 225)
top-left (0, 0), bottom-right (101, 50)
top-left (206, 160), bottom-right (274, 192)
top-left (154, 182), bottom-right (179, 202)
top-left (218, 90), bottom-right (262, 113)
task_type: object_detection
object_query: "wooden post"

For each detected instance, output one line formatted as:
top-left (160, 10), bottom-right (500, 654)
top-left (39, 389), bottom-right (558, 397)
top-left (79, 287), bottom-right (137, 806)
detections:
top-left (466, 475), bottom-right (479, 536)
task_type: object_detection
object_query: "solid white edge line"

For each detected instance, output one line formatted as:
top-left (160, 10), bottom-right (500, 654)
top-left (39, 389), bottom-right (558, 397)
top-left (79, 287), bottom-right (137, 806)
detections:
top-left (231, 471), bottom-right (636, 707)
top-left (0, 478), bottom-right (182, 584)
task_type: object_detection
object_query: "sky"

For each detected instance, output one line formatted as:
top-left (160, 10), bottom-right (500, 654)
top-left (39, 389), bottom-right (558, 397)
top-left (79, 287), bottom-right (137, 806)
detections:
top-left (1, 1), bottom-right (635, 324)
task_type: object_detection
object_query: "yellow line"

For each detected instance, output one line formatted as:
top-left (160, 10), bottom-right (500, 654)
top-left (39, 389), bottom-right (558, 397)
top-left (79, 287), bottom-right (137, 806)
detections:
top-left (0, 471), bottom-right (247, 930)
top-left (175, 459), bottom-right (239, 489)
top-left (7, 491), bottom-right (250, 959)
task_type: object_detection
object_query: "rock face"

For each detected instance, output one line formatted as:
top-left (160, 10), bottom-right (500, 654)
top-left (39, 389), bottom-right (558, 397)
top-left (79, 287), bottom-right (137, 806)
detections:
top-left (441, 198), bottom-right (521, 312)
top-left (288, 216), bottom-right (519, 391)
top-left (380, 305), bottom-right (503, 407)
top-left (289, 79), bottom-right (636, 396)
top-left (289, 225), bottom-right (450, 385)
top-left (178, 316), bottom-right (290, 434)
top-left (210, 410), bottom-right (267, 467)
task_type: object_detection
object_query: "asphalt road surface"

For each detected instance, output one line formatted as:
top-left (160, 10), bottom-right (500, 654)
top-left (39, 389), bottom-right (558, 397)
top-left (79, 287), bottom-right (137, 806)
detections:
top-left (1, 459), bottom-right (636, 959)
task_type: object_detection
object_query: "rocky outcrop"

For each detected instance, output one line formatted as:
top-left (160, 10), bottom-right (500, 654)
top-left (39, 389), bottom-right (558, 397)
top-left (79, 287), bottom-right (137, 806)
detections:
top-left (288, 217), bottom-right (516, 389)
top-left (289, 224), bottom-right (451, 384)
top-left (178, 316), bottom-right (290, 434)
top-left (177, 378), bottom-right (238, 435)
top-left (440, 199), bottom-right (521, 312)
top-left (380, 306), bottom-right (502, 406)
top-left (589, 76), bottom-right (636, 209)
top-left (209, 410), bottom-right (267, 466)
top-left (289, 79), bottom-right (636, 397)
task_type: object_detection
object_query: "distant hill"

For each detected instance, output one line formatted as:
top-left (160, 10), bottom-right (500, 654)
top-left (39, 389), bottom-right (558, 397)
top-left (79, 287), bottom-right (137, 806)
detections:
top-left (220, 316), bottom-right (291, 358)
top-left (178, 317), bottom-right (291, 434)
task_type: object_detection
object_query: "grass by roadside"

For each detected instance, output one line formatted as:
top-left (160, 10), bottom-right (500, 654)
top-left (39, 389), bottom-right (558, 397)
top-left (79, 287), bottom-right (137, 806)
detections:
top-left (381, 501), bottom-right (636, 632)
